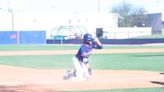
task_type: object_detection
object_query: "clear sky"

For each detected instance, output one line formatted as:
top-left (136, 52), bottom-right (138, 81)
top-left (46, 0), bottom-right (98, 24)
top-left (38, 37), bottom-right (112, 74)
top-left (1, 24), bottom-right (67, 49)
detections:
top-left (0, 0), bottom-right (164, 17)
top-left (0, 0), bottom-right (163, 32)
top-left (0, 0), bottom-right (163, 13)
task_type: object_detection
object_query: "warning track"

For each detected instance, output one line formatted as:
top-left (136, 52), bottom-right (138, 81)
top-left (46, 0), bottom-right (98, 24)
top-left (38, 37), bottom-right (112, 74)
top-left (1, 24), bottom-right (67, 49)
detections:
top-left (1, 48), bottom-right (164, 56)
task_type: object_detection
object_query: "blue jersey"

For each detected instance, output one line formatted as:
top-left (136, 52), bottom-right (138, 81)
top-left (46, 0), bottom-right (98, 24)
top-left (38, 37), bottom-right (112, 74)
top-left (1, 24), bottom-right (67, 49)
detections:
top-left (75, 42), bottom-right (102, 62)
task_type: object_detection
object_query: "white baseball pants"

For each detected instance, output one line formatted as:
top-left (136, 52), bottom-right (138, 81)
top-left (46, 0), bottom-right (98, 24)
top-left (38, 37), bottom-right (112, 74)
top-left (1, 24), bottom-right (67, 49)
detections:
top-left (73, 57), bottom-right (90, 79)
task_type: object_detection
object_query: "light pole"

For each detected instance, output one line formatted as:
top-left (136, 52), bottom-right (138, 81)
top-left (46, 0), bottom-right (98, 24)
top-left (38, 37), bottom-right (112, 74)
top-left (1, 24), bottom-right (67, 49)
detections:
top-left (11, 9), bottom-right (14, 31)
top-left (7, 2), bottom-right (14, 31)
top-left (8, 1), bottom-right (20, 46)
top-left (98, 0), bottom-right (100, 13)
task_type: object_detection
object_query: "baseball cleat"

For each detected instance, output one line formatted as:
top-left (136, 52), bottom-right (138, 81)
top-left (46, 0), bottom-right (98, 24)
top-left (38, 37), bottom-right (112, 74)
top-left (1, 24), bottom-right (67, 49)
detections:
top-left (63, 70), bottom-right (73, 80)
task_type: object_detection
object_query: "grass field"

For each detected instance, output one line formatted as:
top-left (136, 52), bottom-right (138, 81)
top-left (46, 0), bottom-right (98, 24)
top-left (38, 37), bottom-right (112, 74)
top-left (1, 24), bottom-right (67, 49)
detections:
top-left (0, 44), bottom-right (164, 51)
top-left (0, 45), bottom-right (164, 91)
top-left (0, 53), bottom-right (164, 72)
top-left (129, 34), bottom-right (164, 39)
top-left (78, 88), bottom-right (164, 92)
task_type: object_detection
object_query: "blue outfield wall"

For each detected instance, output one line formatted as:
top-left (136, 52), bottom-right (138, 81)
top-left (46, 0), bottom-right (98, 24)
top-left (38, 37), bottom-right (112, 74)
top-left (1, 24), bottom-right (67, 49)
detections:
top-left (100, 39), bottom-right (164, 44)
top-left (0, 31), bottom-right (46, 45)
top-left (19, 31), bottom-right (46, 44)
top-left (0, 31), bottom-right (17, 44)
top-left (47, 38), bottom-right (164, 44)
top-left (47, 39), bottom-right (83, 44)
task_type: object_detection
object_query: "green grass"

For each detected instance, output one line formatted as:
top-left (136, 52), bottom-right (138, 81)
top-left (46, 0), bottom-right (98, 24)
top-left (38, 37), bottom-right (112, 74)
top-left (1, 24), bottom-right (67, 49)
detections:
top-left (0, 52), bottom-right (164, 71)
top-left (130, 34), bottom-right (164, 39)
top-left (90, 53), bottom-right (164, 71)
top-left (103, 45), bottom-right (164, 49)
top-left (76, 88), bottom-right (164, 92)
top-left (0, 45), bottom-right (164, 51)
top-left (0, 55), bottom-right (74, 69)
top-left (0, 45), bottom-right (79, 51)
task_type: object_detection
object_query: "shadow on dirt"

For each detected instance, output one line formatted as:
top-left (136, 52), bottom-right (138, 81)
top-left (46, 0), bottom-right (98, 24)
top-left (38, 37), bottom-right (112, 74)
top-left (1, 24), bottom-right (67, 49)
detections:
top-left (0, 84), bottom-right (55, 92)
top-left (151, 81), bottom-right (164, 86)
top-left (160, 73), bottom-right (164, 75)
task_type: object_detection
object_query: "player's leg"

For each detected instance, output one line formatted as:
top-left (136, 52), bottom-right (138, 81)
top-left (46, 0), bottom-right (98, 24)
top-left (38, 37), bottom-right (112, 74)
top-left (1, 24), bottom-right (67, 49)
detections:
top-left (83, 59), bottom-right (92, 75)
top-left (81, 62), bottom-right (91, 79)
top-left (72, 57), bottom-right (84, 79)
top-left (73, 61), bottom-right (92, 77)
top-left (86, 63), bottom-right (92, 75)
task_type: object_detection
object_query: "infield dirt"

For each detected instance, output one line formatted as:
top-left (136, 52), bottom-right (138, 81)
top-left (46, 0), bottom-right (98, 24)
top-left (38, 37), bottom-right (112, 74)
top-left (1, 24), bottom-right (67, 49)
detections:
top-left (0, 49), bottom-right (164, 91)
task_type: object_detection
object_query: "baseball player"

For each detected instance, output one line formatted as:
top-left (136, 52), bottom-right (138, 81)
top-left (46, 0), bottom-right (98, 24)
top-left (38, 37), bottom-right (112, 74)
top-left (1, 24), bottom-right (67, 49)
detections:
top-left (64, 33), bottom-right (102, 80)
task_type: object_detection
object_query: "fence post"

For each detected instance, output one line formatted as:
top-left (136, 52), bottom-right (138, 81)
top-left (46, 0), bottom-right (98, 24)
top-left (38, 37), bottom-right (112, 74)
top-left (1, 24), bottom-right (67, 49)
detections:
top-left (17, 31), bottom-right (20, 46)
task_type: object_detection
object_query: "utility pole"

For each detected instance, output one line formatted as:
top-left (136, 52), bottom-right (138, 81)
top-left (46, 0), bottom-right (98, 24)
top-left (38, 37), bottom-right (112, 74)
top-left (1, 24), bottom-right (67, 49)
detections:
top-left (7, 1), bottom-right (14, 31)
top-left (98, 0), bottom-right (100, 13)
top-left (8, 1), bottom-right (20, 46)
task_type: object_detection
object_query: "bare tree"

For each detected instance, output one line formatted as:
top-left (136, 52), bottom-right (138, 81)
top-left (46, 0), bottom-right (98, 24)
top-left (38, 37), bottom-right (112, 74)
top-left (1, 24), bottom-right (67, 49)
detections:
top-left (110, 2), bottom-right (147, 27)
